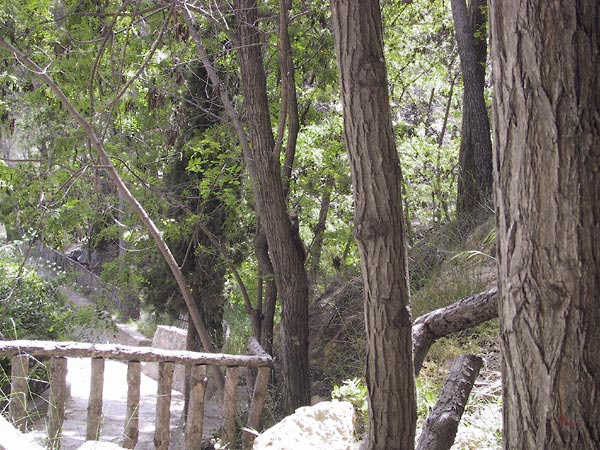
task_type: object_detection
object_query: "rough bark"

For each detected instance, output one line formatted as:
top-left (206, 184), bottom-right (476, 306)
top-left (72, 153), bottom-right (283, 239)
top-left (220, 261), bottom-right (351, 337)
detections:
top-left (331, 1), bottom-right (416, 449)
top-left (490, 1), bottom-right (600, 448)
top-left (123, 361), bottom-right (141, 449)
top-left (86, 357), bottom-right (105, 441)
top-left (154, 362), bottom-right (174, 450)
top-left (255, 228), bottom-right (277, 356)
top-left (416, 354), bottom-right (483, 450)
top-left (244, 337), bottom-right (273, 448)
top-left (277, 0), bottom-right (300, 201)
top-left (243, 366), bottom-right (272, 449)
top-left (222, 366), bottom-right (239, 447)
top-left (185, 365), bottom-right (207, 450)
top-left (48, 357), bottom-right (67, 450)
top-left (309, 175), bottom-right (334, 283)
top-left (451, 0), bottom-right (493, 221)
top-left (9, 355), bottom-right (28, 432)
top-left (413, 287), bottom-right (497, 375)
top-left (235, 0), bottom-right (311, 413)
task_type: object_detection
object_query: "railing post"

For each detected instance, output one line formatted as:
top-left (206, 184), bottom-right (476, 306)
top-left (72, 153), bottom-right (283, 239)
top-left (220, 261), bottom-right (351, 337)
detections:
top-left (48, 356), bottom-right (67, 450)
top-left (154, 361), bottom-right (174, 450)
top-left (222, 366), bottom-right (240, 447)
top-left (243, 337), bottom-right (273, 449)
top-left (10, 354), bottom-right (29, 431)
top-left (242, 366), bottom-right (270, 449)
top-left (185, 364), bottom-right (207, 449)
top-left (86, 357), bottom-right (105, 440)
top-left (123, 360), bottom-right (141, 449)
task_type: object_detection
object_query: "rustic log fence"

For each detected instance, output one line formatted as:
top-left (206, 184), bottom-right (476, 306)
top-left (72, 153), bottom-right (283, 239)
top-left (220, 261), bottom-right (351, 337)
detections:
top-left (0, 337), bottom-right (272, 450)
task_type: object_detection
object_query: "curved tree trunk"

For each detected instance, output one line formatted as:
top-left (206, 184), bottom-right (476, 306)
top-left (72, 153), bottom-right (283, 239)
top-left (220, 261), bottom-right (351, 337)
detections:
top-left (490, 1), bottom-right (600, 448)
top-left (452, 0), bottom-right (493, 221)
top-left (235, 0), bottom-right (311, 413)
top-left (331, 1), bottom-right (416, 449)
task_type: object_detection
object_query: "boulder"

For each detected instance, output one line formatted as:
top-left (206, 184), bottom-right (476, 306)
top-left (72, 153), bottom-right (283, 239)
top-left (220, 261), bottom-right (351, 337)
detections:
top-left (0, 415), bottom-right (44, 450)
top-left (143, 325), bottom-right (188, 392)
top-left (253, 401), bottom-right (356, 450)
top-left (76, 442), bottom-right (124, 450)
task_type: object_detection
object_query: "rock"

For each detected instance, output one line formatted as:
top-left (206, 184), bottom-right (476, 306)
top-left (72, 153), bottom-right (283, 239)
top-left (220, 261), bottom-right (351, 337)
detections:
top-left (76, 442), bottom-right (124, 450)
top-left (113, 323), bottom-right (152, 347)
top-left (0, 414), bottom-right (45, 450)
top-left (143, 325), bottom-right (188, 393)
top-left (253, 401), bottom-right (356, 450)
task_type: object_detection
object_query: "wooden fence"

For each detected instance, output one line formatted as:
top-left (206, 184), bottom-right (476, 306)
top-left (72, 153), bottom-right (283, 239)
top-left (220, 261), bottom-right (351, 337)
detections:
top-left (0, 337), bottom-right (272, 450)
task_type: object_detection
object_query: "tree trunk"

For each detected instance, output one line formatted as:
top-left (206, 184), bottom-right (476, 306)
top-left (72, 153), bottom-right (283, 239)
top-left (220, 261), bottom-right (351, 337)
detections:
top-left (451, 0), bottom-right (493, 221)
top-left (255, 228), bottom-right (277, 356)
top-left (331, 1), bottom-right (416, 449)
top-left (490, 1), bottom-right (600, 448)
top-left (235, 0), bottom-right (311, 413)
top-left (416, 354), bottom-right (483, 450)
top-left (308, 175), bottom-right (334, 283)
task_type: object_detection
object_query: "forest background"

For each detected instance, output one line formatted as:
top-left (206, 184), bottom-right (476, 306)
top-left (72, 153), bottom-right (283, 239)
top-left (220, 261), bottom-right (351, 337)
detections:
top-left (0, 0), bottom-right (498, 447)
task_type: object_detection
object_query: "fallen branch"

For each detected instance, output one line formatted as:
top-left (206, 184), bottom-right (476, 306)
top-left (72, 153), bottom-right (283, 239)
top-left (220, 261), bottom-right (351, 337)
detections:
top-left (416, 354), bottom-right (483, 450)
top-left (413, 287), bottom-right (497, 376)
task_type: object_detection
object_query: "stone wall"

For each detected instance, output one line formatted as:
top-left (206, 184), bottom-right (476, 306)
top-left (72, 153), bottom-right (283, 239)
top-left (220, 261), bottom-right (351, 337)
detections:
top-left (112, 323), bottom-right (152, 347)
top-left (142, 325), bottom-right (188, 393)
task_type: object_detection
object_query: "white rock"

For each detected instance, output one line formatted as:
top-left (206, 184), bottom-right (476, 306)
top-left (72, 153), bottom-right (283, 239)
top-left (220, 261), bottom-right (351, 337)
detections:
top-left (0, 414), bottom-right (45, 450)
top-left (76, 442), bottom-right (124, 450)
top-left (253, 400), bottom-right (355, 450)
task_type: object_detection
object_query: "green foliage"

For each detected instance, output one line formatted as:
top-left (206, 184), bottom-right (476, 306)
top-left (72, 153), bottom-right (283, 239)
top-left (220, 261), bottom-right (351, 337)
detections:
top-left (0, 244), bottom-right (72, 340)
top-left (331, 377), bottom-right (368, 435)
top-left (221, 298), bottom-right (252, 355)
top-left (0, 241), bottom-right (89, 340)
top-left (416, 375), bottom-right (442, 420)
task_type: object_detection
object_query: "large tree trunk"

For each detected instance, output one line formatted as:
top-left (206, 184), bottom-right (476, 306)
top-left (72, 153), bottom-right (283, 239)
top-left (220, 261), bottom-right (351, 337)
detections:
top-left (490, 1), bottom-right (600, 448)
top-left (451, 0), bottom-right (493, 221)
top-left (331, 1), bottom-right (416, 449)
top-left (234, 0), bottom-right (311, 413)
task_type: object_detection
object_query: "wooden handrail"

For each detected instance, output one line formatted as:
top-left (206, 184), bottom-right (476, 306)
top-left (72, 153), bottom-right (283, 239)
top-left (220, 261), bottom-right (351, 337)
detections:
top-left (0, 338), bottom-right (272, 450)
top-left (0, 340), bottom-right (273, 367)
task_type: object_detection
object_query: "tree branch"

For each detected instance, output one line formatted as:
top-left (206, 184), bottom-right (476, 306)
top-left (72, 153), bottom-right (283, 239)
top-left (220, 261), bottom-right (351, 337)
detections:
top-left (412, 287), bottom-right (498, 376)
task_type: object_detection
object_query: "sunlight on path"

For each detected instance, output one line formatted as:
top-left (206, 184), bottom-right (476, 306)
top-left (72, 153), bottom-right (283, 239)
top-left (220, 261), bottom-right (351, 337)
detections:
top-left (33, 358), bottom-right (185, 450)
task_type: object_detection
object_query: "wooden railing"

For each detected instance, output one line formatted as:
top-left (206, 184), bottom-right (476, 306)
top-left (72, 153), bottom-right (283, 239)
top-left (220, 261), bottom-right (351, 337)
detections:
top-left (0, 338), bottom-right (272, 450)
